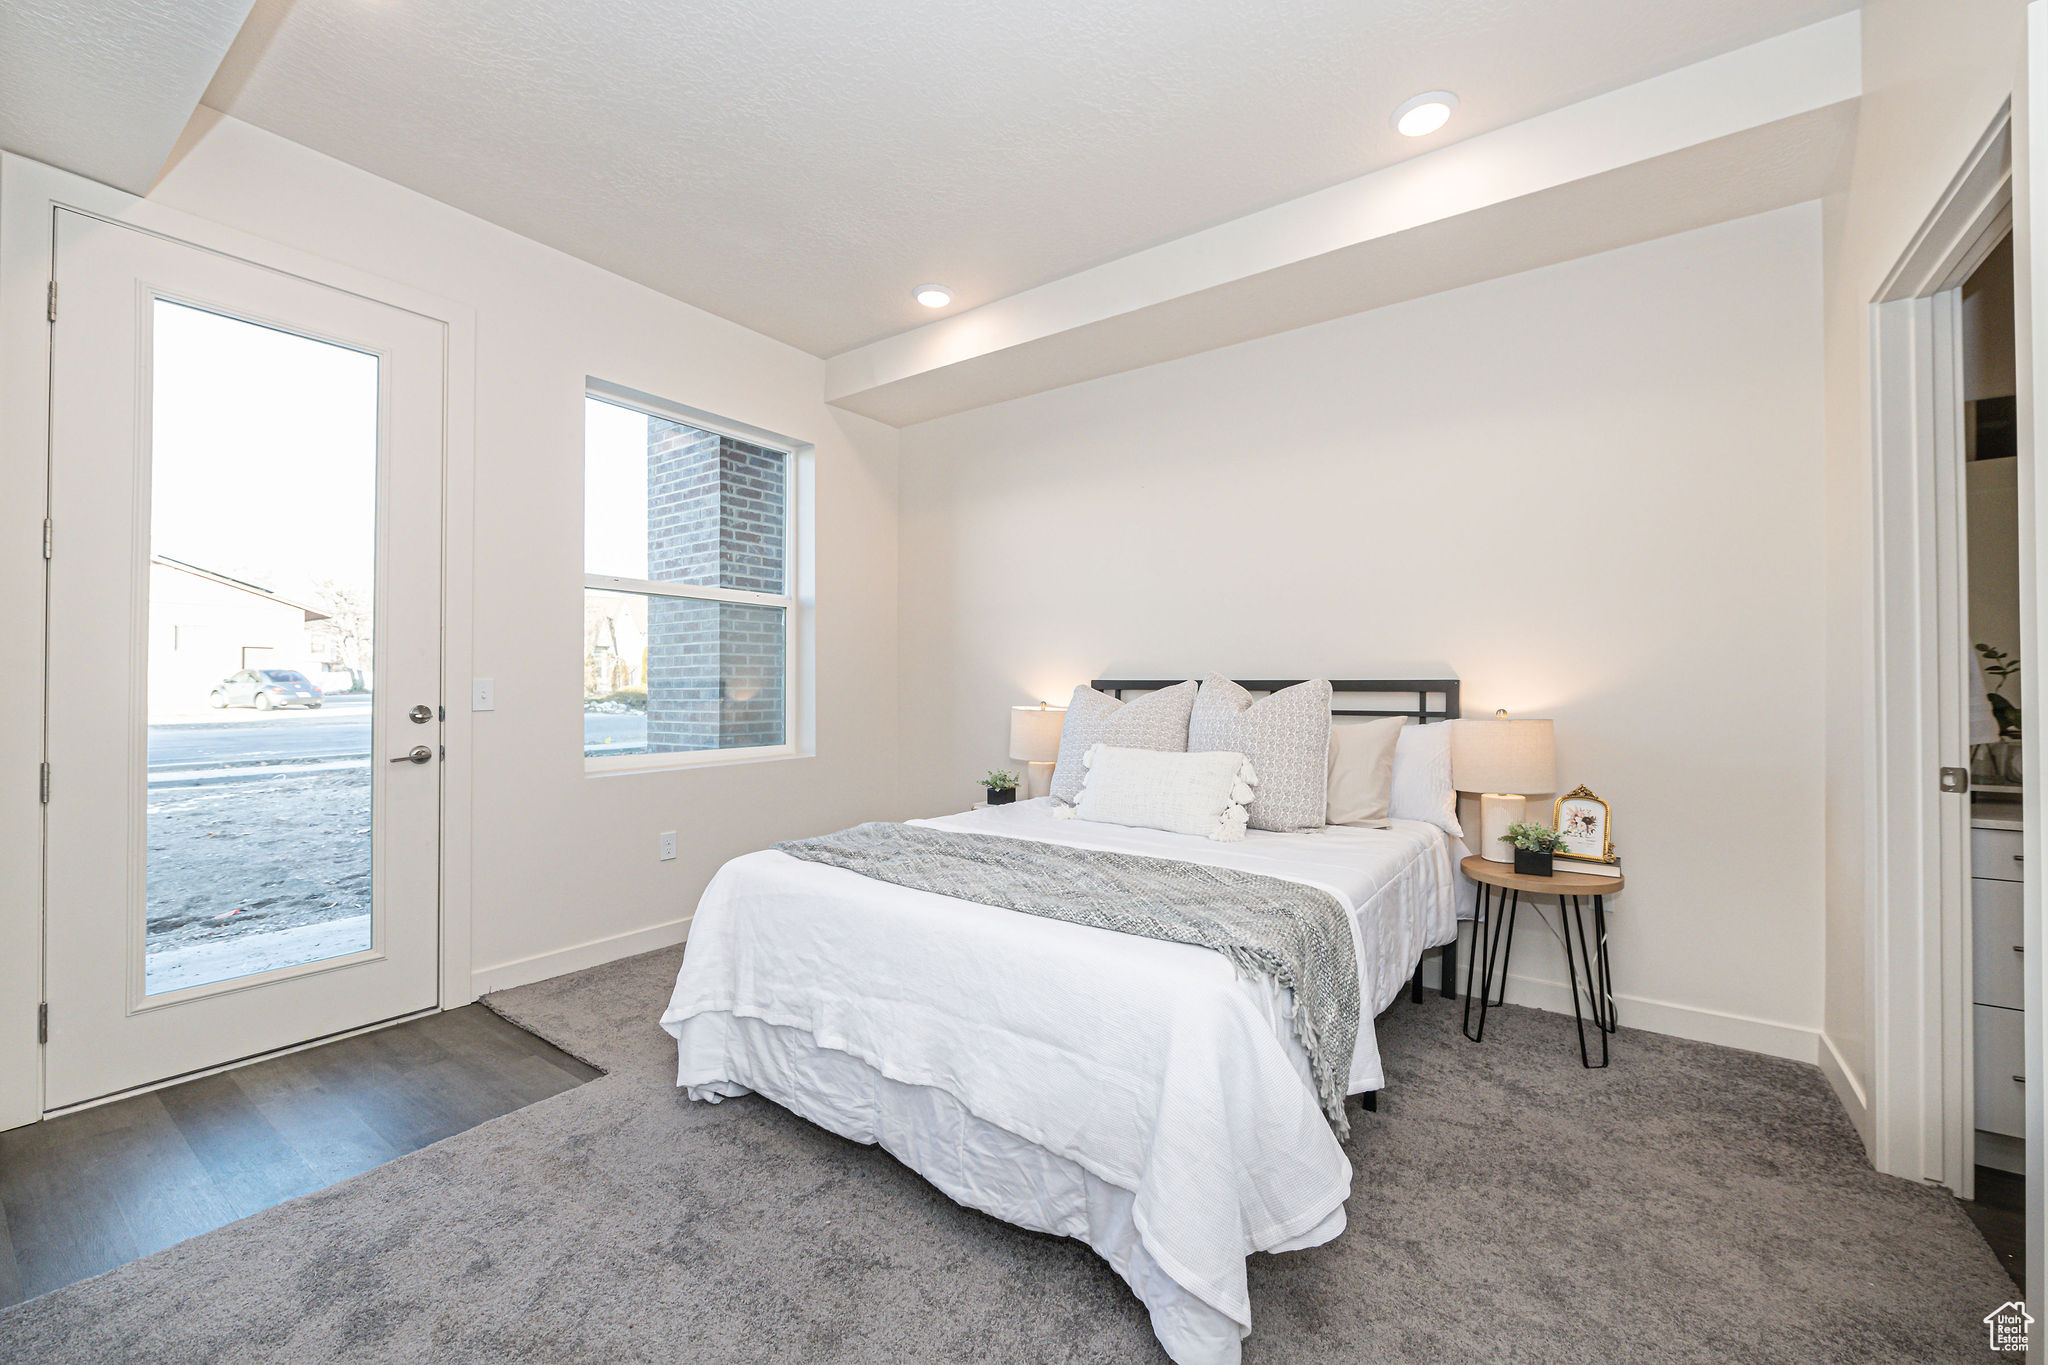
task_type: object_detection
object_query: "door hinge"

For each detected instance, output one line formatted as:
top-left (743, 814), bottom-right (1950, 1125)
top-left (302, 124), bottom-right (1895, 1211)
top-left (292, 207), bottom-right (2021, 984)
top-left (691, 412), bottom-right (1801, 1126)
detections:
top-left (39, 762), bottom-right (49, 804)
top-left (42, 517), bottom-right (52, 560)
top-left (46, 280), bottom-right (56, 323)
top-left (37, 1002), bottom-right (47, 1045)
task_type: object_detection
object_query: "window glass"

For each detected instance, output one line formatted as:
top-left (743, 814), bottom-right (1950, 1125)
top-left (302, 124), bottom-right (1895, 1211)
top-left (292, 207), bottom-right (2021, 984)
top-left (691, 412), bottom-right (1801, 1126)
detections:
top-left (583, 394), bottom-right (792, 760)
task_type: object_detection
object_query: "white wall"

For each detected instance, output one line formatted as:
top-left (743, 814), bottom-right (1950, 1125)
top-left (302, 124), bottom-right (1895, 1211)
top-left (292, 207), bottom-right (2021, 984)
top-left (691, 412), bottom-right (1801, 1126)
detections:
top-left (1817, 0), bottom-right (2027, 1150)
top-left (0, 109), bottom-right (901, 1123)
top-left (898, 203), bottom-right (1829, 1059)
top-left (1965, 235), bottom-right (2018, 403)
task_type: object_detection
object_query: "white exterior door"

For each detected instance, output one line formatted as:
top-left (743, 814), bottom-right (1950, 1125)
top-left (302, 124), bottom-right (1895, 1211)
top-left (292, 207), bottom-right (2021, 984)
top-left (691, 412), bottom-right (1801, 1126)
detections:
top-left (42, 210), bottom-right (445, 1109)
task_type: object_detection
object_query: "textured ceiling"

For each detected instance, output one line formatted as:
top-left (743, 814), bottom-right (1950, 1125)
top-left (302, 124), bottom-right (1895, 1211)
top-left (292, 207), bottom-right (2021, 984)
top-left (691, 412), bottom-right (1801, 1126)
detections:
top-left (203, 0), bottom-right (1857, 357)
top-left (0, 0), bottom-right (253, 193)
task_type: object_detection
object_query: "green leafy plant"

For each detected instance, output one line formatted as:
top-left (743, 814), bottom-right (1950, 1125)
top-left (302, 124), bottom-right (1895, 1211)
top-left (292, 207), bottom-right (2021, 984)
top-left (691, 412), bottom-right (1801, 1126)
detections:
top-left (1500, 822), bottom-right (1568, 854)
top-left (982, 769), bottom-right (1019, 791)
top-left (1978, 643), bottom-right (2023, 739)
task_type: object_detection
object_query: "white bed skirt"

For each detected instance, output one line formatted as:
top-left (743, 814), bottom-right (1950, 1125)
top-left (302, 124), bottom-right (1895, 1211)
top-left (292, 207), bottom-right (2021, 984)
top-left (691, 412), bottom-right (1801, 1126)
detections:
top-left (676, 1009), bottom-right (1345, 1365)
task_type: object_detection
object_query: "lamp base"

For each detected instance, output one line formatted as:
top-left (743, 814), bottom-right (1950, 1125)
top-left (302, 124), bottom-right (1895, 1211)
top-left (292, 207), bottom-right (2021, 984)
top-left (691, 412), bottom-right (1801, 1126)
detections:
top-left (1477, 793), bottom-right (1526, 863)
top-left (1023, 761), bottom-right (1054, 800)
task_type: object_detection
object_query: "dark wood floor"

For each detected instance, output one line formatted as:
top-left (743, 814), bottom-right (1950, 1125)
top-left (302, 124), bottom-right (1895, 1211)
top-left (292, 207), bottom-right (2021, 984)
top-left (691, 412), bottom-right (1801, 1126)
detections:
top-left (1961, 1165), bottom-right (2025, 1289)
top-left (0, 1005), bottom-right (600, 1308)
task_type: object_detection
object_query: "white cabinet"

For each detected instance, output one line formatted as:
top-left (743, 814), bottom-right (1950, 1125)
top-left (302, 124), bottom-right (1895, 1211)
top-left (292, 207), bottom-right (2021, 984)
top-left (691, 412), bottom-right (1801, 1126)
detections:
top-left (1973, 826), bottom-right (2025, 882)
top-left (1973, 876), bottom-right (2025, 1010)
top-left (1973, 820), bottom-right (2028, 1162)
top-left (1976, 1003), bottom-right (2027, 1139)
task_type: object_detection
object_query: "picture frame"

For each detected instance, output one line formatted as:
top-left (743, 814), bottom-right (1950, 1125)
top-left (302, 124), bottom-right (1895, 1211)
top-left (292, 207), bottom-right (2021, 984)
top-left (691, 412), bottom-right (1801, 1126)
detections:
top-left (1553, 785), bottom-right (1615, 863)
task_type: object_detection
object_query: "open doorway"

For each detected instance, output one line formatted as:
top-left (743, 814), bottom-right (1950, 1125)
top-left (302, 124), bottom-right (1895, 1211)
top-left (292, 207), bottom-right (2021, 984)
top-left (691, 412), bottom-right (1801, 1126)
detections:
top-left (1865, 103), bottom-right (2017, 1241)
top-left (1957, 231), bottom-right (2024, 1286)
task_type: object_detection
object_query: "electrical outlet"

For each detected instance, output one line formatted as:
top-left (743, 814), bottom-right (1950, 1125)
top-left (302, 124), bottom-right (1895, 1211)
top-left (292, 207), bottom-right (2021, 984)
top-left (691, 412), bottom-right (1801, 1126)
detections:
top-left (659, 831), bottom-right (677, 861)
top-left (472, 678), bottom-right (495, 711)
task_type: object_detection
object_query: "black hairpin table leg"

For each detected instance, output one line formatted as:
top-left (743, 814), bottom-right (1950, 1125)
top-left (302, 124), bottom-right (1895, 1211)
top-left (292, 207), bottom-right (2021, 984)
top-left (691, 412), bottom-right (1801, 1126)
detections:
top-left (1593, 895), bottom-right (1616, 1034)
top-left (1560, 896), bottom-right (1609, 1068)
top-left (1461, 880), bottom-right (1487, 1034)
top-left (1566, 896), bottom-right (1607, 1035)
top-left (1494, 891), bottom-right (1518, 1007)
top-left (1465, 887), bottom-right (1517, 1043)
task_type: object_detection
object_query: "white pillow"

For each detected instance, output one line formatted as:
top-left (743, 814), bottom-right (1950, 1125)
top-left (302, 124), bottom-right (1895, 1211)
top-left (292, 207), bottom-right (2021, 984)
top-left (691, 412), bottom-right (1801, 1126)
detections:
top-left (1056, 744), bottom-right (1258, 842)
top-left (1389, 720), bottom-right (1463, 837)
top-left (1327, 715), bottom-right (1405, 828)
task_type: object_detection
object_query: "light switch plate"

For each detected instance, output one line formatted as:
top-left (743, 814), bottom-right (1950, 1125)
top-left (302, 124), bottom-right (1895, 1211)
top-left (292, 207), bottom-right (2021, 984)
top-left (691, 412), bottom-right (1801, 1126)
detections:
top-left (659, 831), bottom-right (677, 861)
top-left (472, 678), bottom-right (495, 711)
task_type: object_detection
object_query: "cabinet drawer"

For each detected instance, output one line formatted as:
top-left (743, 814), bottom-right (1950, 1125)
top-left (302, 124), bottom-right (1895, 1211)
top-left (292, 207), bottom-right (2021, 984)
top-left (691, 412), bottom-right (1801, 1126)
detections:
top-left (1976, 1004), bottom-right (2027, 1139)
top-left (1973, 827), bottom-right (2026, 882)
top-left (1975, 877), bottom-right (2026, 1009)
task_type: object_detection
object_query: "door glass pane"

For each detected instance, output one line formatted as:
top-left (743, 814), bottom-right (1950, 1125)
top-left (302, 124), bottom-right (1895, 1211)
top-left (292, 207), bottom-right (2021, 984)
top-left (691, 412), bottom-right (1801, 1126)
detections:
top-left (583, 589), bottom-right (786, 755)
top-left (145, 300), bottom-right (378, 994)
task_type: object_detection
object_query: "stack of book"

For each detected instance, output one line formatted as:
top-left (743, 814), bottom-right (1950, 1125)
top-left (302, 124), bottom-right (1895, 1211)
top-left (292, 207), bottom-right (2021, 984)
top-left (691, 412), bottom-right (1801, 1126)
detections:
top-left (1552, 853), bottom-right (1621, 879)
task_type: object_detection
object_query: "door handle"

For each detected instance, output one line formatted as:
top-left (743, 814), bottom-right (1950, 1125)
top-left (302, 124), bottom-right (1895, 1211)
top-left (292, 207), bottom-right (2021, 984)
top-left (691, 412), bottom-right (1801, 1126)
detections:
top-left (390, 745), bottom-right (433, 764)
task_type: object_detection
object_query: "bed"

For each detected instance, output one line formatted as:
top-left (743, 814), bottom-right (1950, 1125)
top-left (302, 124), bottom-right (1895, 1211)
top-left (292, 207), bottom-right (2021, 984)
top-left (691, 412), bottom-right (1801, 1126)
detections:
top-left (661, 680), bottom-right (1465, 1365)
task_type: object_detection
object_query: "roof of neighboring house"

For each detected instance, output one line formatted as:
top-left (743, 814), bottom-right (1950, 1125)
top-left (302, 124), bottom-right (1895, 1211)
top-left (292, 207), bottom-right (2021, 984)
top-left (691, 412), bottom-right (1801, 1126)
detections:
top-left (151, 555), bottom-right (331, 622)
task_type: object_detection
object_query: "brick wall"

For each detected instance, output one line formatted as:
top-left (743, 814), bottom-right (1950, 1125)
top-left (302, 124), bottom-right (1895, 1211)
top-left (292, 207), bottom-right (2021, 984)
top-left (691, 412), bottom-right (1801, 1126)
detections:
top-left (644, 419), bottom-right (787, 751)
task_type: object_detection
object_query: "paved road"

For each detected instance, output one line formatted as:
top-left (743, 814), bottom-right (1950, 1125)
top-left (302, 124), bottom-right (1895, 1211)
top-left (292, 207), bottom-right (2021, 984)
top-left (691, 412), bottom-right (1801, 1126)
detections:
top-left (146, 695), bottom-right (648, 768)
top-left (149, 696), bottom-right (373, 768)
top-left (583, 712), bottom-right (648, 754)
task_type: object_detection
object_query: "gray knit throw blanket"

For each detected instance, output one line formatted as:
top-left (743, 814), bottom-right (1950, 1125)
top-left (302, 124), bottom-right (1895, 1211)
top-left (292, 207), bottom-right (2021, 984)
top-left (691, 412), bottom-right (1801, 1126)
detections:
top-left (774, 822), bottom-right (1359, 1136)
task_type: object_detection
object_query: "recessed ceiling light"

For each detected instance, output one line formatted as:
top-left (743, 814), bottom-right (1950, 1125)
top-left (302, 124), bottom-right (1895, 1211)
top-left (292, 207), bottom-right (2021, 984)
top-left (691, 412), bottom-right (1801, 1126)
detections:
top-left (1392, 91), bottom-right (1458, 138)
top-left (914, 285), bottom-right (954, 309)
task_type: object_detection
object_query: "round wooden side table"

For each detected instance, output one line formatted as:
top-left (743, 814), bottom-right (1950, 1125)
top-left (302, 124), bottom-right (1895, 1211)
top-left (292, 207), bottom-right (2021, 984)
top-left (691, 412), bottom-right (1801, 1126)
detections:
top-left (1459, 855), bottom-right (1624, 1068)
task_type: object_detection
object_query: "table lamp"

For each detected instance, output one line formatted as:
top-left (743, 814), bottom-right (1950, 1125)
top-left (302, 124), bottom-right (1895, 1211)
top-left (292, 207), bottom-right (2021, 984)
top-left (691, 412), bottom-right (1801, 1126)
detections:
top-left (1010, 701), bottom-right (1066, 799)
top-left (1451, 715), bottom-right (1556, 862)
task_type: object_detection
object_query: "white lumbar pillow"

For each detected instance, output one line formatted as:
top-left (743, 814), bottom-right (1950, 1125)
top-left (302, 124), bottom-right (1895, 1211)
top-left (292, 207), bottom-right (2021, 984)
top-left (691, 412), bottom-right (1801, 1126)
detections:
top-left (1056, 744), bottom-right (1258, 842)
top-left (1389, 720), bottom-right (1464, 837)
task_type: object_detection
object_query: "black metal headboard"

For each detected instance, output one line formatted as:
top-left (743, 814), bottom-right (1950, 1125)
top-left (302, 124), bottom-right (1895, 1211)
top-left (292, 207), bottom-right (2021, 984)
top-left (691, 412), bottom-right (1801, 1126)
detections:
top-left (1089, 678), bottom-right (1460, 723)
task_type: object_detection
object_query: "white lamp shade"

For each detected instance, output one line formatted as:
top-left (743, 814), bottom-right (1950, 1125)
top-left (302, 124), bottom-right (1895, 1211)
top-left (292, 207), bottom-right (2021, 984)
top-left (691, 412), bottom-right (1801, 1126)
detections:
top-left (1450, 718), bottom-right (1555, 795)
top-left (1009, 704), bottom-right (1065, 763)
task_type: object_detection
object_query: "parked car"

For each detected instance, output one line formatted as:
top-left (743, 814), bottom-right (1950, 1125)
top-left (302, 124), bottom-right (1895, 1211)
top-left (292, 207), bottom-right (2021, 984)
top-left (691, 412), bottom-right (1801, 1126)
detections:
top-left (208, 669), bottom-right (324, 711)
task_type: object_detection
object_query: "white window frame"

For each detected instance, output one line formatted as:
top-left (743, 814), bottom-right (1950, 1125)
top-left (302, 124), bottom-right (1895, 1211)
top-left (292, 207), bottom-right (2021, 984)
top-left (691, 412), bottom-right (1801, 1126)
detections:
top-left (583, 380), bottom-right (799, 773)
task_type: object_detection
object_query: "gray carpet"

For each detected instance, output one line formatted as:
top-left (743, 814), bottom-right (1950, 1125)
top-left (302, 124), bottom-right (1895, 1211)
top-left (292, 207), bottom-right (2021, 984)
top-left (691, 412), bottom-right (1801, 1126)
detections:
top-left (0, 944), bottom-right (2014, 1363)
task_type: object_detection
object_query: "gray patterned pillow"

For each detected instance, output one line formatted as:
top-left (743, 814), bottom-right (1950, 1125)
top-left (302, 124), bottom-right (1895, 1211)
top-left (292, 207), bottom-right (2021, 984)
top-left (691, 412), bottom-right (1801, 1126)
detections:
top-left (1188, 676), bottom-right (1332, 832)
top-left (1049, 681), bottom-right (1197, 804)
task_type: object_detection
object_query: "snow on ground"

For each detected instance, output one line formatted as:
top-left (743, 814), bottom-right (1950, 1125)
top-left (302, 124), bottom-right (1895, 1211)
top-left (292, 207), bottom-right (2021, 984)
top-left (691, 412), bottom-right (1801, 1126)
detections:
top-left (145, 765), bottom-right (371, 992)
top-left (147, 915), bottom-right (371, 994)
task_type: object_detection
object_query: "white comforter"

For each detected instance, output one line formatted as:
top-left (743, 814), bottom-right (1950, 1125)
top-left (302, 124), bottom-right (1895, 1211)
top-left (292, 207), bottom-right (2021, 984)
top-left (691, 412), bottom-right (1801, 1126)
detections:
top-left (661, 800), bottom-right (1456, 1363)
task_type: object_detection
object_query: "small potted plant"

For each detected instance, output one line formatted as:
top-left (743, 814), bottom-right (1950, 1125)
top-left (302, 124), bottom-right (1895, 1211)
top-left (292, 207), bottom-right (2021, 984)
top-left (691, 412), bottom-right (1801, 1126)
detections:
top-left (1502, 822), bottom-right (1568, 877)
top-left (982, 770), bottom-right (1020, 806)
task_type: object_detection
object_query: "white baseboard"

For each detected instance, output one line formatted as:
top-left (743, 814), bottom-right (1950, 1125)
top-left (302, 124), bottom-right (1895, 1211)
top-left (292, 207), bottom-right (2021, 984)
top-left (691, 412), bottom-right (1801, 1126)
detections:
top-left (1491, 970), bottom-right (1820, 1064)
top-left (469, 915), bottom-right (692, 997)
top-left (1429, 922), bottom-right (1820, 1064)
top-left (1817, 1030), bottom-right (1873, 1151)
